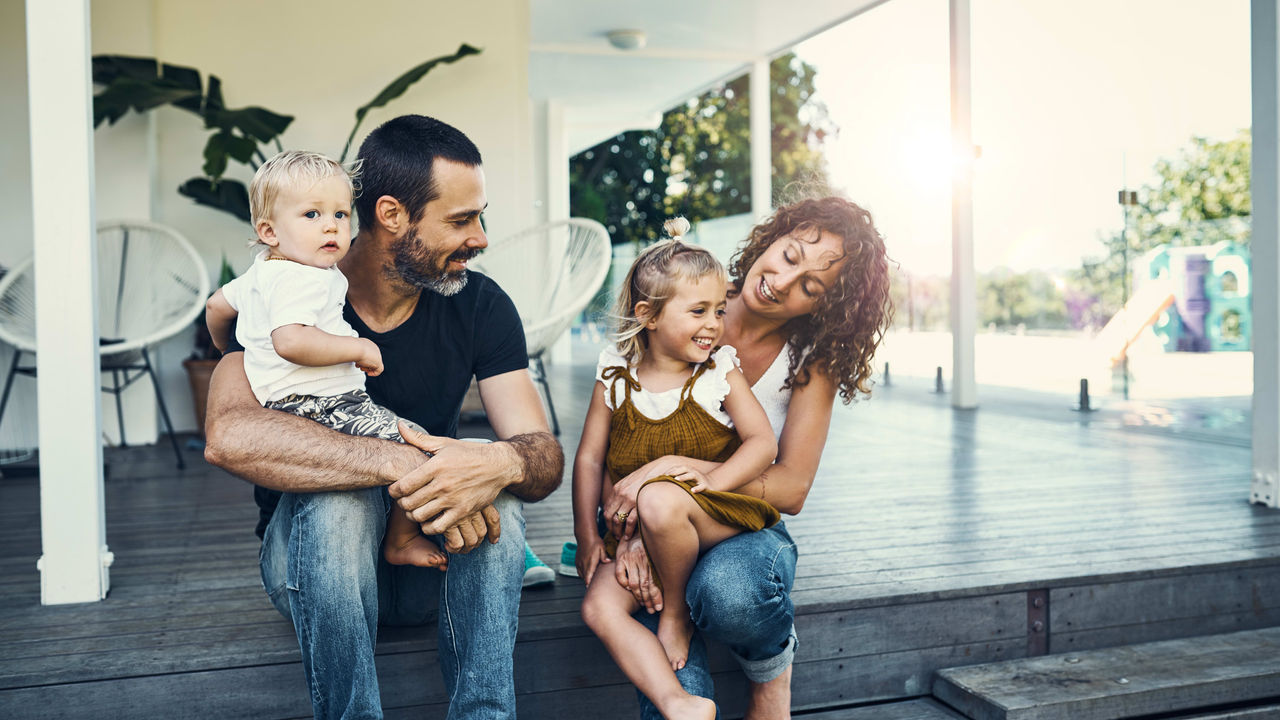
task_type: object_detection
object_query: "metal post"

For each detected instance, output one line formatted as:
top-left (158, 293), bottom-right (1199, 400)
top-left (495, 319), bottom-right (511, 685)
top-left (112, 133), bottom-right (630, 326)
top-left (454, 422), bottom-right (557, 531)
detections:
top-left (1118, 189), bottom-right (1138, 400)
top-left (950, 0), bottom-right (977, 409)
top-left (750, 58), bottom-right (772, 222)
top-left (1251, 0), bottom-right (1280, 508)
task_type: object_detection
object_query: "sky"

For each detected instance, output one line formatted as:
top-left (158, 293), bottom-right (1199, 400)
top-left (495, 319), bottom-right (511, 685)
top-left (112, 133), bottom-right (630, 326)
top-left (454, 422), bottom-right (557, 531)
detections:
top-left (797, 0), bottom-right (1252, 277)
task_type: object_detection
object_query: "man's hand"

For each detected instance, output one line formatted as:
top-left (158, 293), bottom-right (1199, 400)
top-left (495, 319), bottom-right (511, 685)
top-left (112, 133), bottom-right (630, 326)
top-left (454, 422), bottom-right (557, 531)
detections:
top-left (436, 504), bottom-right (502, 554)
top-left (391, 422), bottom-right (520, 535)
top-left (615, 537), bottom-right (662, 613)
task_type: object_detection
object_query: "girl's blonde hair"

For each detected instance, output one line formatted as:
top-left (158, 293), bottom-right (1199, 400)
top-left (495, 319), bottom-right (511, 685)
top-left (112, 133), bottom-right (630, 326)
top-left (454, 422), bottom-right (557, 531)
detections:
top-left (249, 150), bottom-right (361, 244)
top-left (612, 217), bottom-right (727, 363)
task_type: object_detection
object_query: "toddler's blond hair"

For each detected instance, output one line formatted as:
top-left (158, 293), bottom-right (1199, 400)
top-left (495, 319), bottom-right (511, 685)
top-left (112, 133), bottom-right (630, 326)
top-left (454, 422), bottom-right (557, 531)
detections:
top-left (249, 150), bottom-right (360, 239)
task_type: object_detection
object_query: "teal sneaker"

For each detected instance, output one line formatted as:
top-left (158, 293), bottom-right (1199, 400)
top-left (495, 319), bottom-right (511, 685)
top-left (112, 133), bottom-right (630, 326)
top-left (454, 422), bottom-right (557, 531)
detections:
top-left (522, 543), bottom-right (555, 588)
top-left (558, 541), bottom-right (578, 577)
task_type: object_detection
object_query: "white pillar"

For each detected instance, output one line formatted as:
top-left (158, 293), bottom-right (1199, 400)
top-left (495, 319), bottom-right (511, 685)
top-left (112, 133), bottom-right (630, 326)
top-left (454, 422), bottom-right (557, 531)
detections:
top-left (546, 100), bottom-right (572, 365)
top-left (27, 0), bottom-right (111, 603)
top-left (949, 0), bottom-right (977, 409)
top-left (1251, 0), bottom-right (1280, 508)
top-left (545, 100), bottom-right (569, 223)
top-left (750, 58), bottom-right (772, 222)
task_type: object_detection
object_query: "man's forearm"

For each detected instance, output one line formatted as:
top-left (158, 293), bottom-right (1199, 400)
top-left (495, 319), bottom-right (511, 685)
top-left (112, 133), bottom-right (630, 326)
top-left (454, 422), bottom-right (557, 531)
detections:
top-left (501, 431), bottom-right (563, 502)
top-left (203, 353), bottom-right (422, 492)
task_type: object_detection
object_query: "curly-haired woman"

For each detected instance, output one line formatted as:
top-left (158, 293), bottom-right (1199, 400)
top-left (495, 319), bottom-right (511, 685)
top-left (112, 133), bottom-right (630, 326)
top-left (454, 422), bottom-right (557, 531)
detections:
top-left (597, 196), bottom-right (894, 719)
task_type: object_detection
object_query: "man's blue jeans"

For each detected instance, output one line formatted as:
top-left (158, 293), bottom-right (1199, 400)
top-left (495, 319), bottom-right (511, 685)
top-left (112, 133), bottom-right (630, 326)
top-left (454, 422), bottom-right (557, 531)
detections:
top-left (636, 522), bottom-right (799, 719)
top-left (260, 486), bottom-right (525, 720)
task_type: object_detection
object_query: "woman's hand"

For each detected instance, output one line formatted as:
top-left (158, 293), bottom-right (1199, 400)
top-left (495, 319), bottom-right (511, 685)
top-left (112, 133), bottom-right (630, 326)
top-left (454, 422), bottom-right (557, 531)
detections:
top-left (575, 537), bottom-right (611, 586)
top-left (615, 537), bottom-right (662, 613)
top-left (603, 455), bottom-right (681, 540)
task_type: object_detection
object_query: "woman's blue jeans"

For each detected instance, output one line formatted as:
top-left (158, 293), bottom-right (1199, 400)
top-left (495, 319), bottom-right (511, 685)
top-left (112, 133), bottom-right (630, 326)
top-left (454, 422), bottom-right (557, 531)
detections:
top-left (636, 521), bottom-right (799, 719)
top-left (259, 486), bottom-right (526, 720)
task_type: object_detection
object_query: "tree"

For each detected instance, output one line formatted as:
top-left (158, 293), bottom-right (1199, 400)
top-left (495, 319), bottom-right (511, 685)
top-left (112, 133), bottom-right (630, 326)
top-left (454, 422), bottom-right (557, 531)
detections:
top-left (570, 52), bottom-right (836, 246)
top-left (1068, 130), bottom-right (1251, 327)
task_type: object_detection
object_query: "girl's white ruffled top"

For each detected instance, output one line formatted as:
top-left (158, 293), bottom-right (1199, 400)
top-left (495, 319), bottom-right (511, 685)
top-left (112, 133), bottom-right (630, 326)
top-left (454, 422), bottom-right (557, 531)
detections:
top-left (596, 345), bottom-right (739, 428)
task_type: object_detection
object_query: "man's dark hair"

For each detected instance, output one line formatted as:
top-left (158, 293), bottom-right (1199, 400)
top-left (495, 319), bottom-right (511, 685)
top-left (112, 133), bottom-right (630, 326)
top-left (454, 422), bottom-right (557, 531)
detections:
top-left (355, 114), bottom-right (483, 229)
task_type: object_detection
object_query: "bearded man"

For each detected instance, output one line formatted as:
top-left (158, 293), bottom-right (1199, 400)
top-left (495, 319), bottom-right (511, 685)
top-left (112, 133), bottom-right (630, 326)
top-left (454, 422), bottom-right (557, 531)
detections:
top-left (204, 115), bottom-right (563, 720)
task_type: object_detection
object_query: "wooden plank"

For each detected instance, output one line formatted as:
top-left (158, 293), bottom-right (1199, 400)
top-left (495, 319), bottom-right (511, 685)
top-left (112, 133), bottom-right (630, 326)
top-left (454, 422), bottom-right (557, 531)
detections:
top-left (796, 698), bottom-right (966, 719)
top-left (932, 627), bottom-right (1280, 720)
top-left (1172, 704), bottom-right (1280, 719)
top-left (1056, 609), bottom-right (1280, 654)
top-left (1052, 566), bottom-right (1280, 631)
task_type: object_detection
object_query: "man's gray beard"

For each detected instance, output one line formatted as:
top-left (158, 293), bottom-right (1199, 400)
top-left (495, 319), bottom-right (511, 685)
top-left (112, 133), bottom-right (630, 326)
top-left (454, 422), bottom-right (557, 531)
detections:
top-left (390, 231), bottom-right (472, 297)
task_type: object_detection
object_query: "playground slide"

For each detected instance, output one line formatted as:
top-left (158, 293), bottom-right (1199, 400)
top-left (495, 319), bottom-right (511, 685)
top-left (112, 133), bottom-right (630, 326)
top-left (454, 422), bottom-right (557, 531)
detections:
top-left (1095, 279), bottom-right (1175, 366)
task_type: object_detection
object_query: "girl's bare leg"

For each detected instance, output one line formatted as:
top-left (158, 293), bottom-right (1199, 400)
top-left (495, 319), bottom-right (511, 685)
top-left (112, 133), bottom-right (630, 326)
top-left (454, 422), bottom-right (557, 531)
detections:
top-left (382, 510), bottom-right (448, 568)
top-left (637, 482), bottom-right (743, 671)
top-left (582, 563), bottom-right (716, 720)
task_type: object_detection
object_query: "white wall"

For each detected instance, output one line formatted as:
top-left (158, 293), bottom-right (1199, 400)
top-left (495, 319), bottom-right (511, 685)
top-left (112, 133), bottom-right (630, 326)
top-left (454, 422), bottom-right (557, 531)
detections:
top-left (2, 0), bottom-right (536, 437)
top-left (0, 1), bottom-right (37, 451)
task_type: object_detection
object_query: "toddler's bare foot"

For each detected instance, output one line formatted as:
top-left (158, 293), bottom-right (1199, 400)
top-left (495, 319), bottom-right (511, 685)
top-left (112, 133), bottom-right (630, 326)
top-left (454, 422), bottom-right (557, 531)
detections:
top-left (664, 695), bottom-right (716, 720)
top-left (383, 534), bottom-right (448, 569)
top-left (658, 609), bottom-right (695, 671)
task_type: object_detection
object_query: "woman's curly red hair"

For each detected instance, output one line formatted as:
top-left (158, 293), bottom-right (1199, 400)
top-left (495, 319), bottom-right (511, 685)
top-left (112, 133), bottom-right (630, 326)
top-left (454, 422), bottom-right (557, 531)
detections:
top-left (728, 196), bottom-right (894, 403)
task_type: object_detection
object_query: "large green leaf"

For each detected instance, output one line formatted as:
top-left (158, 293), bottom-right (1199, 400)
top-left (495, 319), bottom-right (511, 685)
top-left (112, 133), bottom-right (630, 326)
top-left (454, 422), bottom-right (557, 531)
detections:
top-left (178, 177), bottom-right (251, 224)
top-left (339, 43), bottom-right (481, 161)
top-left (94, 77), bottom-right (201, 127)
top-left (162, 63), bottom-right (204, 114)
top-left (92, 56), bottom-right (206, 126)
top-left (202, 131), bottom-right (259, 179)
top-left (92, 55), bottom-right (160, 85)
top-left (205, 75), bottom-right (225, 114)
top-left (204, 106), bottom-right (293, 144)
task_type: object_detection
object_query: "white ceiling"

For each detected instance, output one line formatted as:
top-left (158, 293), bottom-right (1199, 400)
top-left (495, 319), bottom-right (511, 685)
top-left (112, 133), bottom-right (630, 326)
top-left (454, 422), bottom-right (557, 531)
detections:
top-left (529, 0), bottom-right (890, 152)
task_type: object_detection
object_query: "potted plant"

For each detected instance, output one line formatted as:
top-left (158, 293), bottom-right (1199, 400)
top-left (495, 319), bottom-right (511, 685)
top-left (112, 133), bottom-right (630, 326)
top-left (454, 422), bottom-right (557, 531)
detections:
top-left (92, 45), bottom-right (482, 435)
top-left (182, 256), bottom-right (236, 437)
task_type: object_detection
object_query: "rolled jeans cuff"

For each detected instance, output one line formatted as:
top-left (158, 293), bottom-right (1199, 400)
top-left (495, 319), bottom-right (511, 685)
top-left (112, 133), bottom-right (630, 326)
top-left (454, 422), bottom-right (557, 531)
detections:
top-left (734, 624), bottom-right (798, 683)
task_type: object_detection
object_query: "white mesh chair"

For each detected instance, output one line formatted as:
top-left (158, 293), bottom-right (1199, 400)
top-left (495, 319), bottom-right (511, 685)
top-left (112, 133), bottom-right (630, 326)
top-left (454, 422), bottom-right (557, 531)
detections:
top-left (0, 220), bottom-right (210, 468)
top-left (472, 218), bottom-right (611, 434)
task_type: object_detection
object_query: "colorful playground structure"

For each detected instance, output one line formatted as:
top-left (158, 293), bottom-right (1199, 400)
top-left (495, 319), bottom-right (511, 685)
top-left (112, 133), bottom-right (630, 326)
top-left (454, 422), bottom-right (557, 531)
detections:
top-left (1096, 241), bottom-right (1251, 365)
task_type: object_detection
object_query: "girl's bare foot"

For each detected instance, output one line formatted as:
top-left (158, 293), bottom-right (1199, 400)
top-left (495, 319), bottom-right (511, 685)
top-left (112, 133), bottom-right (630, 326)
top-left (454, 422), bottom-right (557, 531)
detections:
top-left (383, 535), bottom-right (448, 569)
top-left (745, 664), bottom-right (792, 720)
top-left (664, 695), bottom-right (716, 720)
top-left (657, 609), bottom-right (696, 671)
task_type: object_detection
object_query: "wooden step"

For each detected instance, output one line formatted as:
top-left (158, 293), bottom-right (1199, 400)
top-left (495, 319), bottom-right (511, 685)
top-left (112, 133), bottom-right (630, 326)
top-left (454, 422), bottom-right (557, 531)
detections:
top-left (798, 698), bottom-right (967, 719)
top-left (932, 626), bottom-right (1280, 720)
top-left (1172, 704), bottom-right (1280, 719)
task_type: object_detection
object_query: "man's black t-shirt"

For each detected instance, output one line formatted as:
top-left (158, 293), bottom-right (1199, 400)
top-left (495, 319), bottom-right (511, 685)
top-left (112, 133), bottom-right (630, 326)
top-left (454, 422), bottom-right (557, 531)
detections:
top-left (252, 271), bottom-right (528, 538)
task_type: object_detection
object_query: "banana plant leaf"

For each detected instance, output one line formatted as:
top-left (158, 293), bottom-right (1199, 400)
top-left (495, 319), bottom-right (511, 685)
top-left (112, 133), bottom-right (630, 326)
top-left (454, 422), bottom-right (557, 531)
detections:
top-left (178, 177), bottom-right (251, 224)
top-left (202, 131), bottom-right (259, 180)
top-left (339, 43), bottom-right (482, 161)
top-left (92, 56), bottom-right (205, 126)
top-left (203, 106), bottom-right (293, 144)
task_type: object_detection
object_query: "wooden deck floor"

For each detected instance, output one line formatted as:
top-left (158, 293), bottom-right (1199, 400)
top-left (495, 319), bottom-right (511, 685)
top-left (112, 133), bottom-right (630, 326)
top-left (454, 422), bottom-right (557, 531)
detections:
top-left (1, 359), bottom-right (1278, 719)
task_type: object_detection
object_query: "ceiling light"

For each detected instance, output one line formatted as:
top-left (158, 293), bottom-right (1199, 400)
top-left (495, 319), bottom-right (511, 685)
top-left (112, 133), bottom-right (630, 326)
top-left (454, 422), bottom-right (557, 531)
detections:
top-left (606, 29), bottom-right (647, 51)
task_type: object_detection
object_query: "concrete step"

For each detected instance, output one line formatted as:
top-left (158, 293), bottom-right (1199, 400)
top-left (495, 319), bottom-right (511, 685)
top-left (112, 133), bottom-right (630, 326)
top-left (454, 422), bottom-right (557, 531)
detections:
top-left (932, 626), bottom-right (1280, 720)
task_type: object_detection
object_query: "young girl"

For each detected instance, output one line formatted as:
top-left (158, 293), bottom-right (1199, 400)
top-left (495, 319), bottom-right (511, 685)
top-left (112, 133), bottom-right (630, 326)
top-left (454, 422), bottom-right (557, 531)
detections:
top-left (205, 149), bottom-right (445, 569)
top-left (574, 219), bottom-right (780, 720)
